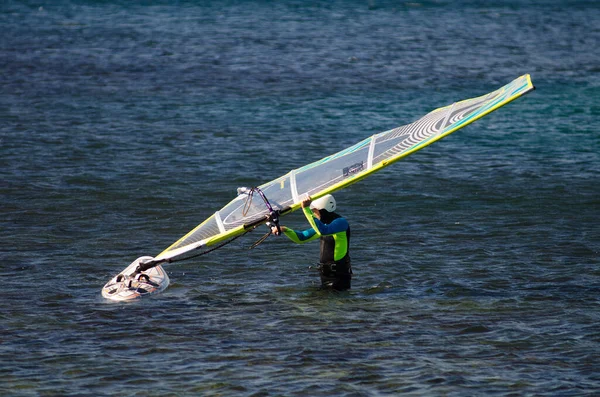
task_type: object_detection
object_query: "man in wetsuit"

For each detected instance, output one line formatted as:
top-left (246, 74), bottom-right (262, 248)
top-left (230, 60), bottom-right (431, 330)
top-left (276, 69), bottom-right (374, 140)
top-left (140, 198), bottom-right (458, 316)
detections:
top-left (271, 194), bottom-right (352, 291)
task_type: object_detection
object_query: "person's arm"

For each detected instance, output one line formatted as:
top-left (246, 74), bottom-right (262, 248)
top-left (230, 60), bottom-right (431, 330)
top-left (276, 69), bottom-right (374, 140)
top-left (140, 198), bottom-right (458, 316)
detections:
top-left (302, 206), bottom-right (348, 236)
top-left (281, 226), bottom-right (319, 244)
top-left (273, 195), bottom-right (347, 242)
top-left (271, 223), bottom-right (319, 244)
top-left (309, 216), bottom-right (349, 236)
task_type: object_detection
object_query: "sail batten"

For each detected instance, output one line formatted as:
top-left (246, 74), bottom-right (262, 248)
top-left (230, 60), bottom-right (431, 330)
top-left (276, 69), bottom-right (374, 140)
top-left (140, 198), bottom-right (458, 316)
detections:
top-left (367, 135), bottom-right (376, 170)
top-left (156, 75), bottom-right (534, 261)
top-left (214, 211), bottom-right (226, 234)
top-left (289, 170), bottom-right (300, 204)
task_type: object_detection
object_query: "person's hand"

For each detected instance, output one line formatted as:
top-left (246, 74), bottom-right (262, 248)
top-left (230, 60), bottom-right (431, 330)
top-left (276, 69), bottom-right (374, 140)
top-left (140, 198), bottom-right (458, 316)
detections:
top-left (301, 196), bottom-right (312, 209)
top-left (271, 225), bottom-right (286, 235)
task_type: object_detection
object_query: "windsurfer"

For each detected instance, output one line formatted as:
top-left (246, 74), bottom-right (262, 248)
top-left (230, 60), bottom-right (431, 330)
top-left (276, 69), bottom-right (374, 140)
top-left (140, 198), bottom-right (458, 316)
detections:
top-left (272, 194), bottom-right (352, 291)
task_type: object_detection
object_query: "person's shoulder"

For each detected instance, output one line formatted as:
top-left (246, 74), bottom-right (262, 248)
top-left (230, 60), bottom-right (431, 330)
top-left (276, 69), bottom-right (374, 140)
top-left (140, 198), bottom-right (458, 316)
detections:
top-left (333, 215), bottom-right (349, 225)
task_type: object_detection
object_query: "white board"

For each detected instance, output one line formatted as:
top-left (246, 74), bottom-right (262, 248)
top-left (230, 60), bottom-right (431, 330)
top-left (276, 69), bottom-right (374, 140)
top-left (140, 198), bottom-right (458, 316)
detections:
top-left (102, 256), bottom-right (169, 301)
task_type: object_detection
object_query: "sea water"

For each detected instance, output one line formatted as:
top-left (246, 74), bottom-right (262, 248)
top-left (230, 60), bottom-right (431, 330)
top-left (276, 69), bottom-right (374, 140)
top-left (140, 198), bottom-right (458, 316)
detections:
top-left (1, 1), bottom-right (599, 395)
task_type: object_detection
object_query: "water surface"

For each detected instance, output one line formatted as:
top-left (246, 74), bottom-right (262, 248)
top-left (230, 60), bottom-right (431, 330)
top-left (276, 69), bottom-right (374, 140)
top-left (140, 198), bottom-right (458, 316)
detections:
top-left (1, 1), bottom-right (599, 395)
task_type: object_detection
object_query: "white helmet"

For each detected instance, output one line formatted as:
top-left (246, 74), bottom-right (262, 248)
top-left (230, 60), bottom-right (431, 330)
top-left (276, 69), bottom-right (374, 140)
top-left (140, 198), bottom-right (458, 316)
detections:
top-left (310, 194), bottom-right (336, 212)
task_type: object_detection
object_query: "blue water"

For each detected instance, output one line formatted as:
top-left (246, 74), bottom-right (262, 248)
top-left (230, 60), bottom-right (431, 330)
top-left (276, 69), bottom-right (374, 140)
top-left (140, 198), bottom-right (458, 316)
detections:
top-left (2, 1), bottom-right (599, 395)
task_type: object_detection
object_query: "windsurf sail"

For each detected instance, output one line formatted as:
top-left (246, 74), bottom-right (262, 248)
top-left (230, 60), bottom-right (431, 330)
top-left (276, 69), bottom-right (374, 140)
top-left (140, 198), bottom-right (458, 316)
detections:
top-left (139, 74), bottom-right (534, 270)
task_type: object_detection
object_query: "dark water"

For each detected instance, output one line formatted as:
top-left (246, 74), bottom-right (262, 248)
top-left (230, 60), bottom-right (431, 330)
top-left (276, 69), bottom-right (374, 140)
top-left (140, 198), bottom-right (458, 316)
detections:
top-left (2, 1), bottom-right (599, 395)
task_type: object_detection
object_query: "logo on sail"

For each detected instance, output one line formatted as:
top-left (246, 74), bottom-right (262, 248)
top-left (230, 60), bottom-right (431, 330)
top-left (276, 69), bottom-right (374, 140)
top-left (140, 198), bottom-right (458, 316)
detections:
top-left (343, 161), bottom-right (364, 177)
